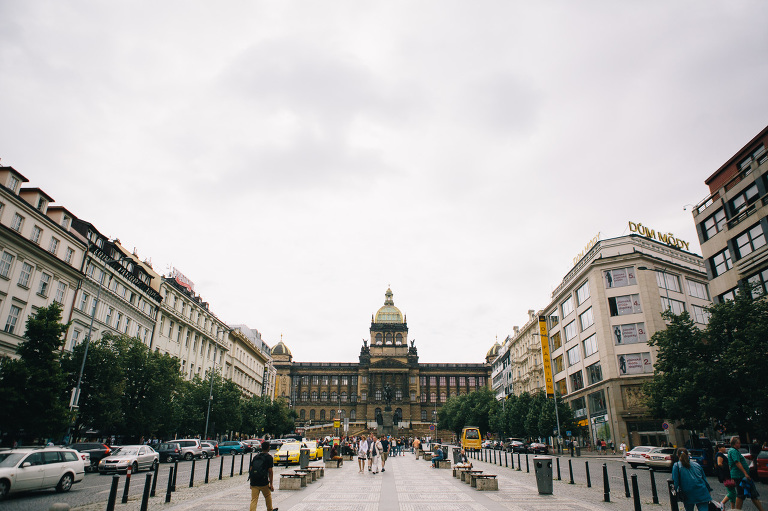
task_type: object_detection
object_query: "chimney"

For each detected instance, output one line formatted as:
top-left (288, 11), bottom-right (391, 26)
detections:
top-left (513, 326), bottom-right (519, 335)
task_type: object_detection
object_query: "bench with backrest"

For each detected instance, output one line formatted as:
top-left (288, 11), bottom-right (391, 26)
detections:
top-left (474, 474), bottom-right (498, 491)
top-left (279, 473), bottom-right (303, 490)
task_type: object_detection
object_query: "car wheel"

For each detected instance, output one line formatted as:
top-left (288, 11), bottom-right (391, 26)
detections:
top-left (231, 451), bottom-right (236, 456)
top-left (56, 473), bottom-right (74, 493)
top-left (201, 452), bottom-right (208, 459)
top-left (0, 479), bottom-right (9, 500)
top-left (629, 463), bottom-right (638, 469)
top-left (132, 462), bottom-right (139, 473)
top-left (150, 459), bottom-right (158, 472)
top-left (184, 453), bottom-right (193, 461)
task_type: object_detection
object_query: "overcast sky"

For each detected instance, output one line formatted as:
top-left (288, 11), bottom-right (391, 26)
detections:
top-left (2, 2), bottom-right (767, 364)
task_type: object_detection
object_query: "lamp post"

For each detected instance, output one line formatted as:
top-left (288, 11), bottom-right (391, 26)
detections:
top-left (69, 255), bottom-right (132, 438)
top-left (637, 266), bottom-right (671, 311)
top-left (204, 328), bottom-right (225, 441)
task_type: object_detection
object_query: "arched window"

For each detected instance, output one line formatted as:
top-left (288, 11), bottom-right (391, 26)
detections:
top-left (421, 393), bottom-right (426, 403)
top-left (311, 391), bottom-right (318, 402)
top-left (440, 391), bottom-right (446, 402)
top-left (396, 333), bottom-right (403, 345)
top-left (310, 409), bottom-right (316, 420)
top-left (375, 333), bottom-right (382, 344)
top-left (350, 410), bottom-right (356, 420)
top-left (300, 409), bottom-right (305, 420)
top-left (385, 332), bottom-right (393, 344)
top-left (320, 409), bottom-right (326, 421)
top-left (340, 392), bottom-right (347, 402)
top-left (421, 410), bottom-right (427, 421)
top-left (395, 389), bottom-right (402, 401)
top-left (301, 391), bottom-right (308, 402)
top-left (375, 389), bottom-right (382, 401)
top-left (330, 409), bottom-right (335, 419)
top-left (330, 391), bottom-right (337, 402)
top-left (321, 391), bottom-right (328, 401)
top-left (430, 392), bottom-right (436, 403)
top-left (339, 410), bottom-right (345, 419)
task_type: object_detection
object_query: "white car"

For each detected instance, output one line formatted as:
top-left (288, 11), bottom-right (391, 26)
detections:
top-left (624, 445), bottom-right (656, 468)
top-left (0, 447), bottom-right (85, 500)
top-left (98, 445), bottom-right (159, 474)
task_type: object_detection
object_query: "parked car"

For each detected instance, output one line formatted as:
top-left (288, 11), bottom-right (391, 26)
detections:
top-left (507, 440), bottom-right (527, 453)
top-left (66, 442), bottom-right (112, 470)
top-left (156, 442), bottom-right (182, 463)
top-left (624, 446), bottom-right (655, 468)
top-left (304, 441), bottom-right (320, 460)
top-left (218, 441), bottom-right (245, 456)
top-left (756, 449), bottom-right (768, 482)
top-left (528, 443), bottom-right (549, 455)
top-left (173, 439), bottom-right (203, 461)
top-left (646, 447), bottom-right (676, 471)
top-left (688, 449), bottom-right (713, 475)
top-left (241, 440), bottom-right (262, 453)
top-left (481, 440), bottom-right (493, 449)
top-left (273, 443), bottom-right (301, 464)
top-left (0, 447), bottom-right (85, 500)
top-left (200, 442), bottom-right (216, 459)
top-left (98, 445), bottom-right (159, 474)
top-left (268, 439), bottom-right (285, 451)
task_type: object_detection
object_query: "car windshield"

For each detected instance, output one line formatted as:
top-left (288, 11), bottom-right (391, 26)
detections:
top-left (159, 443), bottom-right (176, 450)
top-left (114, 447), bottom-right (139, 456)
top-left (0, 452), bottom-right (25, 467)
top-left (281, 444), bottom-right (301, 452)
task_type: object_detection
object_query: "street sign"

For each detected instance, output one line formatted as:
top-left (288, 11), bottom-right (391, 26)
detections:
top-left (429, 424), bottom-right (435, 431)
top-left (333, 420), bottom-right (341, 428)
top-left (566, 431), bottom-right (572, 437)
top-left (662, 422), bottom-right (669, 430)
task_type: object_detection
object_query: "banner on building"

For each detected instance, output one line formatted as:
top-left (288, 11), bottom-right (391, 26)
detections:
top-left (171, 267), bottom-right (195, 293)
top-left (538, 316), bottom-right (555, 397)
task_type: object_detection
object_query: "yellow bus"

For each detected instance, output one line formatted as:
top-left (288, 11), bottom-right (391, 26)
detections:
top-left (461, 426), bottom-right (482, 451)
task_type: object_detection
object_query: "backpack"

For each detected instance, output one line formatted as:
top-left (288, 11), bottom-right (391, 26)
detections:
top-left (249, 453), bottom-right (269, 486)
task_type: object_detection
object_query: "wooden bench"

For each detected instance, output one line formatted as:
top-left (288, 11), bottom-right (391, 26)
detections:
top-left (436, 460), bottom-right (451, 469)
top-left (305, 466), bottom-right (324, 479)
top-left (279, 473), bottom-right (303, 490)
top-left (454, 466), bottom-right (471, 478)
top-left (474, 474), bottom-right (498, 491)
top-left (462, 470), bottom-right (483, 483)
top-left (324, 459), bottom-right (342, 468)
top-left (294, 469), bottom-right (313, 484)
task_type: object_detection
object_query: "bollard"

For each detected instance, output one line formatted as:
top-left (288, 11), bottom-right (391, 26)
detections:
top-left (667, 479), bottom-right (680, 511)
top-left (622, 465), bottom-right (631, 498)
top-left (106, 475), bottom-right (120, 511)
top-left (240, 453), bottom-right (245, 475)
top-left (165, 467), bottom-right (174, 503)
top-left (556, 457), bottom-right (561, 480)
top-left (603, 463), bottom-right (610, 502)
top-left (484, 449), bottom-right (487, 462)
top-left (151, 464), bottom-right (159, 497)
top-left (122, 465), bottom-right (132, 504)
top-left (510, 451), bottom-right (515, 469)
top-left (631, 474), bottom-right (641, 511)
top-left (230, 453), bottom-right (235, 477)
top-left (493, 449), bottom-right (497, 464)
top-left (140, 473), bottom-right (152, 511)
top-left (190, 459), bottom-right (197, 487)
top-left (586, 461), bottom-right (591, 487)
top-left (649, 469), bottom-right (659, 504)
top-left (172, 460), bottom-right (178, 491)
top-left (205, 457), bottom-right (211, 483)
top-left (219, 455), bottom-right (224, 480)
top-left (568, 458), bottom-right (574, 484)
top-left (517, 452), bottom-right (521, 471)
top-left (505, 451), bottom-right (508, 467)
top-left (526, 454), bottom-right (530, 473)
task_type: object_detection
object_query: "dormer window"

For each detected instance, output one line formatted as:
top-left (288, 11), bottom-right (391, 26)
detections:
top-left (8, 175), bottom-right (19, 193)
top-left (37, 197), bottom-right (47, 212)
top-left (61, 216), bottom-right (71, 229)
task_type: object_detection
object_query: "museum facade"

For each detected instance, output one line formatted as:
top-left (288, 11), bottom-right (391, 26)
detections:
top-left (271, 288), bottom-right (493, 437)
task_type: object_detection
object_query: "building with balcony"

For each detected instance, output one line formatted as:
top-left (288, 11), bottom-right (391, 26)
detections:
top-left (542, 233), bottom-right (711, 449)
top-left (692, 125), bottom-right (768, 302)
top-left (0, 167), bottom-right (87, 357)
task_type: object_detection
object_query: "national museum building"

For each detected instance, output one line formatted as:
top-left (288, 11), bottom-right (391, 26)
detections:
top-left (270, 288), bottom-right (492, 437)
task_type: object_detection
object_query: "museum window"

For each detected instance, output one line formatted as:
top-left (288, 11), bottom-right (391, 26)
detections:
top-left (576, 280), bottom-right (590, 305)
top-left (735, 223), bottom-right (766, 259)
top-left (421, 392), bottom-right (426, 403)
top-left (361, 392), bottom-right (366, 402)
top-left (395, 389), bottom-right (402, 400)
top-left (300, 391), bottom-right (308, 402)
top-left (375, 389), bottom-right (382, 401)
top-left (311, 391), bottom-right (318, 402)
top-left (302, 375), bottom-right (309, 385)
top-left (340, 392), bottom-right (347, 402)
top-left (439, 376), bottom-right (446, 386)
top-left (312, 375), bottom-right (319, 384)
top-left (332, 376), bottom-right (339, 385)
top-left (440, 391), bottom-right (446, 402)
top-left (459, 376), bottom-right (466, 386)
top-left (300, 409), bottom-right (305, 420)
top-left (410, 391), bottom-right (416, 401)
top-left (385, 332), bottom-right (393, 344)
top-left (449, 376), bottom-right (455, 386)
top-left (321, 391), bottom-right (328, 401)
top-left (330, 410), bottom-right (335, 420)
top-left (350, 410), bottom-right (356, 420)
top-left (468, 377), bottom-right (476, 387)
top-left (351, 394), bottom-right (357, 403)
top-left (309, 409), bottom-right (315, 420)
top-left (396, 333), bottom-right (403, 344)
top-left (421, 410), bottom-right (427, 421)
top-left (320, 409), bottom-right (326, 420)
top-left (420, 376), bottom-right (426, 386)
top-left (570, 370), bottom-right (584, 391)
top-left (586, 361), bottom-right (603, 385)
top-left (330, 391), bottom-right (337, 401)
top-left (341, 375), bottom-right (349, 385)
top-left (375, 333), bottom-right (382, 344)
top-left (360, 375), bottom-right (366, 384)
top-left (429, 376), bottom-right (436, 386)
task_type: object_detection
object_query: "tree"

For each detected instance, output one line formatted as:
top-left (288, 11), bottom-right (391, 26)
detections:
top-left (437, 388), bottom-right (497, 438)
top-left (0, 303), bottom-right (70, 444)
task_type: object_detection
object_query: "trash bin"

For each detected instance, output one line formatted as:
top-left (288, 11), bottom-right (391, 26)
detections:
top-left (452, 447), bottom-right (461, 464)
top-left (299, 448), bottom-right (310, 469)
top-left (533, 456), bottom-right (553, 494)
top-left (576, 446), bottom-right (581, 456)
top-left (322, 446), bottom-right (330, 462)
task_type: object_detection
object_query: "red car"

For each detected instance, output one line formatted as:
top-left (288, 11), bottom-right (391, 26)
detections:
top-left (756, 448), bottom-right (767, 482)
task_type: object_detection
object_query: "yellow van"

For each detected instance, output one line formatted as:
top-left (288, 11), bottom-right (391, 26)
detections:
top-left (461, 426), bottom-right (482, 451)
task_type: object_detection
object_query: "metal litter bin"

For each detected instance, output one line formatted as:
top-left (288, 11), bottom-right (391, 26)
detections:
top-left (533, 456), bottom-right (553, 494)
top-left (322, 446), bottom-right (330, 462)
top-left (453, 447), bottom-right (461, 464)
top-left (299, 448), bottom-right (310, 469)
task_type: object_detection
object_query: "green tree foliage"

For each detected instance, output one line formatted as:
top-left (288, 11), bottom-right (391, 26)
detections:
top-left (437, 388), bottom-right (498, 437)
top-left (0, 303), bottom-right (70, 443)
top-left (488, 390), bottom-right (577, 441)
top-left (645, 292), bottom-right (768, 438)
top-left (174, 370), bottom-right (243, 438)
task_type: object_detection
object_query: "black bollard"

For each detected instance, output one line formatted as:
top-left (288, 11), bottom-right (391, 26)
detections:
top-left (505, 451), bottom-right (508, 467)
top-left (510, 451), bottom-right (514, 469)
top-left (556, 457), bottom-right (561, 480)
top-left (622, 465), bottom-right (631, 498)
top-left (230, 453), bottom-right (235, 477)
top-left (493, 449), bottom-right (497, 464)
top-left (106, 474), bottom-right (120, 511)
top-left (140, 473), bottom-right (152, 511)
top-left (667, 479), bottom-right (680, 511)
top-left (526, 454), bottom-right (530, 473)
top-left (586, 461), bottom-right (591, 487)
top-left (517, 452), bottom-right (521, 471)
top-left (122, 465), bottom-right (132, 504)
top-left (649, 469), bottom-right (659, 504)
top-left (219, 455), bottom-right (224, 480)
top-left (205, 457), bottom-right (211, 483)
top-left (151, 464), bottom-right (159, 497)
top-left (631, 474), bottom-right (641, 511)
top-left (165, 467), bottom-right (174, 503)
top-left (484, 449), bottom-right (487, 462)
top-left (568, 458), bottom-right (574, 484)
top-left (240, 453), bottom-right (245, 475)
top-left (189, 459), bottom-right (196, 487)
top-left (249, 452), bottom-right (253, 468)
top-left (603, 463), bottom-right (610, 502)
top-left (172, 460), bottom-right (178, 491)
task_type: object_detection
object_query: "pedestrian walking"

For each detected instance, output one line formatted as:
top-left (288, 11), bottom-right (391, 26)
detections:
top-left (727, 436), bottom-right (764, 511)
top-left (249, 442), bottom-right (278, 511)
top-left (715, 443), bottom-right (734, 509)
top-left (358, 436), bottom-right (369, 473)
top-left (380, 436), bottom-right (390, 472)
top-left (672, 447), bottom-right (712, 511)
top-left (619, 441), bottom-right (627, 457)
top-left (370, 434), bottom-right (383, 474)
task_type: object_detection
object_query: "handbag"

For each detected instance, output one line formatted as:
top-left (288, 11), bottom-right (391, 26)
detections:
top-left (708, 501), bottom-right (724, 511)
top-left (723, 478), bottom-right (736, 488)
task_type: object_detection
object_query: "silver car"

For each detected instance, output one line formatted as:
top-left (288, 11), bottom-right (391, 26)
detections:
top-left (200, 442), bottom-right (215, 459)
top-left (98, 445), bottom-right (159, 474)
top-left (0, 447), bottom-right (85, 500)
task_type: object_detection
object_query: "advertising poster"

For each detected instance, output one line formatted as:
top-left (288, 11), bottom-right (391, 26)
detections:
top-left (616, 295), bottom-right (634, 315)
top-left (618, 353), bottom-right (652, 375)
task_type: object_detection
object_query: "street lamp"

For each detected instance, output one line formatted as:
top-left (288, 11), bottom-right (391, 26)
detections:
top-left (204, 328), bottom-right (226, 441)
top-left (637, 266), bottom-right (671, 311)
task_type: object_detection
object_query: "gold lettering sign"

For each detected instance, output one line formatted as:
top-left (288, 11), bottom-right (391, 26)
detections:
top-left (573, 233), bottom-right (601, 266)
top-left (628, 221), bottom-right (690, 251)
top-left (538, 316), bottom-right (555, 397)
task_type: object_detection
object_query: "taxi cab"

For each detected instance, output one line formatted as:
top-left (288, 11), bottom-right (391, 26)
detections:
top-left (304, 441), bottom-right (321, 460)
top-left (273, 442), bottom-right (301, 464)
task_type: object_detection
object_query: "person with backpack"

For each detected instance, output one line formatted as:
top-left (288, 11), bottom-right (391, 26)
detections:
top-left (715, 444), bottom-right (734, 509)
top-left (249, 441), bottom-right (278, 511)
top-left (672, 447), bottom-right (712, 511)
top-left (380, 435), bottom-right (390, 472)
